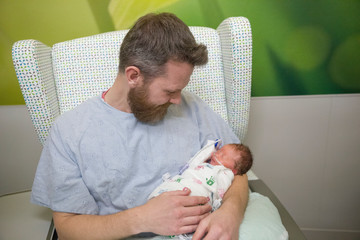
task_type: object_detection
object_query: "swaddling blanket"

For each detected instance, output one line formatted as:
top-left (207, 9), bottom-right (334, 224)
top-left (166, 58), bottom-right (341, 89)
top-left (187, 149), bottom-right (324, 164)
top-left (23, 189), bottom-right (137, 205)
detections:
top-left (148, 163), bottom-right (234, 210)
top-left (148, 140), bottom-right (234, 210)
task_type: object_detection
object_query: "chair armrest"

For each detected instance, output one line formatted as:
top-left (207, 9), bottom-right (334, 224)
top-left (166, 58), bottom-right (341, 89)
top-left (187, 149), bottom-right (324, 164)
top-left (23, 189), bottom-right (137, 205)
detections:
top-left (12, 40), bottom-right (60, 145)
top-left (217, 17), bottom-right (252, 142)
top-left (249, 179), bottom-right (307, 240)
top-left (46, 219), bottom-right (58, 240)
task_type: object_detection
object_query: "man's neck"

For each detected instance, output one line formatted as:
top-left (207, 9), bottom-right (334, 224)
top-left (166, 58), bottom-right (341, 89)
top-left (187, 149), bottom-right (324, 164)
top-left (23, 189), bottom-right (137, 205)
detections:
top-left (104, 75), bottom-right (131, 113)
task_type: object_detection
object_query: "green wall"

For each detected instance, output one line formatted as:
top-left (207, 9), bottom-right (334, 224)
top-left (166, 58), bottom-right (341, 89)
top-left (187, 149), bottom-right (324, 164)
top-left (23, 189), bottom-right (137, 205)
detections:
top-left (0, 0), bottom-right (101, 105)
top-left (1, 0), bottom-right (359, 105)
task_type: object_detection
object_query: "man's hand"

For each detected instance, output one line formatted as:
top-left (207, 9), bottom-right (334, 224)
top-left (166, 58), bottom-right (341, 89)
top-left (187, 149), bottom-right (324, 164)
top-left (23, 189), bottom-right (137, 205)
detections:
top-left (192, 175), bottom-right (249, 240)
top-left (139, 188), bottom-right (212, 236)
top-left (53, 177), bottom-right (246, 240)
top-left (53, 188), bottom-right (211, 240)
top-left (192, 206), bottom-right (240, 240)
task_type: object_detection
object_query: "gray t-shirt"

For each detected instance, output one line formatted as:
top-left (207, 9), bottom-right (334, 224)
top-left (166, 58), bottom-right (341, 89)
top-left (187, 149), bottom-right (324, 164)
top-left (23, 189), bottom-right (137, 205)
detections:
top-left (31, 91), bottom-right (239, 215)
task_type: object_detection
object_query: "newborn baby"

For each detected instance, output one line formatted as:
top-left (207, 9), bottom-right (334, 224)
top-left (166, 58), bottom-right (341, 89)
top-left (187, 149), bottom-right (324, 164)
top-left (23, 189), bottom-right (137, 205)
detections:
top-left (148, 142), bottom-right (253, 211)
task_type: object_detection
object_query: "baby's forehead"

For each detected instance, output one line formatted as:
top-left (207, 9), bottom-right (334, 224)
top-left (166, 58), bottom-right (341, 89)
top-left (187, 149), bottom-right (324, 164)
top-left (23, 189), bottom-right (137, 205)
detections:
top-left (223, 145), bottom-right (242, 158)
top-left (218, 145), bottom-right (234, 155)
top-left (222, 144), bottom-right (236, 151)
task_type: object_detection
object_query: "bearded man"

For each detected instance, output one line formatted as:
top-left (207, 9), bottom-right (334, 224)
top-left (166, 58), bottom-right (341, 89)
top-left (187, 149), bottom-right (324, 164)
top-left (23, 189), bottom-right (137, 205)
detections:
top-left (31, 13), bottom-right (248, 240)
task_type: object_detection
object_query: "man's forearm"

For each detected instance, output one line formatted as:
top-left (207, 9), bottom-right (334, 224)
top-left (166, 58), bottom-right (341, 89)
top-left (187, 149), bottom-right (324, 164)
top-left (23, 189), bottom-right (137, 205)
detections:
top-left (53, 189), bottom-right (212, 240)
top-left (221, 174), bottom-right (249, 222)
top-left (53, 207), bottom-right (144, 240)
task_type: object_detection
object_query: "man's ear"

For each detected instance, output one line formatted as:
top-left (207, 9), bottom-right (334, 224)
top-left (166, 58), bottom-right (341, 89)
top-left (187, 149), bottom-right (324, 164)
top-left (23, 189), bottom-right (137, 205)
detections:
top-left (125, 66), bottom-right (143, 88)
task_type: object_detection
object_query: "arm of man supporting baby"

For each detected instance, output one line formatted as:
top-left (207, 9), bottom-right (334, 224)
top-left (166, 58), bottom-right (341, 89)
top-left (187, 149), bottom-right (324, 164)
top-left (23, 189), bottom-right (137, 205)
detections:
top-left (192, 174), bottom-right (249, 240)
top-left (53, 189), bottom-right (212, 240)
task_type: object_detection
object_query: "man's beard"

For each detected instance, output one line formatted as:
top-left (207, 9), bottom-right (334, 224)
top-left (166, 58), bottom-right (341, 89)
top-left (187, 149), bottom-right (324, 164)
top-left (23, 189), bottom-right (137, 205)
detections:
top-left (128, 85), bottom-right (172, 124)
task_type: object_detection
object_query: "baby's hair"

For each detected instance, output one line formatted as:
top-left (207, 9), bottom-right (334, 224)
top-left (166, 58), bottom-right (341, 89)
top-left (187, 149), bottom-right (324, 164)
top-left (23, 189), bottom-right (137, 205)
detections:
top-left (230, 144), bottom-right (253, 175)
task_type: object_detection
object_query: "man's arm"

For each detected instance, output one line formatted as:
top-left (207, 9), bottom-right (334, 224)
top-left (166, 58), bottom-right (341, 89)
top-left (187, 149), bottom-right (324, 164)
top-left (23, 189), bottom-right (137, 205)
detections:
top-left (192, 174), bottom-right (249, 240)
top-left (53, 189), bottom-right (212, 240)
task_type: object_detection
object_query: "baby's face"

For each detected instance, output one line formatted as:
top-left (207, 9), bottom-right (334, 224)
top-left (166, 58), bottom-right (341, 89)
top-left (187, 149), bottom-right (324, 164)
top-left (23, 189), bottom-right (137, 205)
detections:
top-left (210, 145), bottom-right (238, 173)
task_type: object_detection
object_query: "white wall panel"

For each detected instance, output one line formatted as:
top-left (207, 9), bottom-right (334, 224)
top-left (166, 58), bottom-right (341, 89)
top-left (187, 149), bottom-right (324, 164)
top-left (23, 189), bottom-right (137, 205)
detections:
top-left (319, 95), bottom-right (360, 230)
top-left (0, 106), bottom-right (42, 196)
top-left (244, 94), bottom-right (360, 237)
top-left (244, 95), bottom-right (331, 227)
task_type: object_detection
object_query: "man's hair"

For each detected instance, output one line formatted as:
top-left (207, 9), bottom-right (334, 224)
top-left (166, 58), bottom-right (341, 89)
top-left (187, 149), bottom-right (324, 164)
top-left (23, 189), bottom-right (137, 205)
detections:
top-left (231, 144), bottom-right (253, 175)
top-left (119, 12), bottom-right (208, 80)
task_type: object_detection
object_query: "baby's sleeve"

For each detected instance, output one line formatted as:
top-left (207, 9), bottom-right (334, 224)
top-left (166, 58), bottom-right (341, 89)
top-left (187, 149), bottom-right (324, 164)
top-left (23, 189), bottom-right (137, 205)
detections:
top-left (214, 169), bottom-right (234, 201)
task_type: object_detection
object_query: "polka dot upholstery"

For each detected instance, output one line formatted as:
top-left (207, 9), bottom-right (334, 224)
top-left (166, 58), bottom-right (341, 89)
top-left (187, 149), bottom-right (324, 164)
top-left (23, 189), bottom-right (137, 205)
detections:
top-left (217, 17), bottom-right (252, 141)
top-left (12, 40), bottom-right (60, 143)
top-left (12, 17), bottom-right (252, 145)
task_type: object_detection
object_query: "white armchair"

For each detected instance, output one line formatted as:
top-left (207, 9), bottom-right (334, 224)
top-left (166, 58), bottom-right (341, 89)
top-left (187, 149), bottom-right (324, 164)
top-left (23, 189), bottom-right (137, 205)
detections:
top-left (12, 16), bottom-right (305, 239)
top-left (12, 17), bottom-right (251, 145)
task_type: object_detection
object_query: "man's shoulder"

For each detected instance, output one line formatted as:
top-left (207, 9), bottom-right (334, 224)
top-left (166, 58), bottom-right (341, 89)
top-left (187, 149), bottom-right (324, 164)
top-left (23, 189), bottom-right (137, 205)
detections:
top-left (54, 95), bottom-right (102, 127)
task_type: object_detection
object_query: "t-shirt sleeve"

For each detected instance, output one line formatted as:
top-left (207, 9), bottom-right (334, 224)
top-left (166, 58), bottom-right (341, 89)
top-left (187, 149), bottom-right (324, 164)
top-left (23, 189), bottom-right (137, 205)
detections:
top-left (31, 121), bottom-right (99, 215)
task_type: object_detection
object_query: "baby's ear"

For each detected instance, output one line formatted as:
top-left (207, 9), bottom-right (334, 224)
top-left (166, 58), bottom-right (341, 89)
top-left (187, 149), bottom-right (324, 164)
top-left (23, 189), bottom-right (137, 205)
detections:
top-left (232, 169), bottom-right (238, 175)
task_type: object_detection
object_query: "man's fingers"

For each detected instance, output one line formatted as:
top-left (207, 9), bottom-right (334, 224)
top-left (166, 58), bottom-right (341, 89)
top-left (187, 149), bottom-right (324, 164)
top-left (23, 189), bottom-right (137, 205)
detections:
top-left (178, 224), bottom-right (198, 236)
top-left (148, 190), bottom-right (212, 236)
top-left (183, 196), bottom-right (210, 207)
top-left (181, 204), bottom-right (212, 218)
top-left (165, 188), bottom-right (192, 196)
top-left (192, 219), bottom-right (208, 240)
top-left (176, 211), bottom-right (210, 236)
top-left (163, 189), bottom-right (210, 207)
top-left (180, 211), bottom-right (211, 226)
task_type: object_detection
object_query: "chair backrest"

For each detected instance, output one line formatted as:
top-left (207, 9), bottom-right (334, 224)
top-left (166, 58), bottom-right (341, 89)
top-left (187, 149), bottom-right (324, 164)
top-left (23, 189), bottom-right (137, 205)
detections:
top-left (12, 17), bottom-right (252, 145)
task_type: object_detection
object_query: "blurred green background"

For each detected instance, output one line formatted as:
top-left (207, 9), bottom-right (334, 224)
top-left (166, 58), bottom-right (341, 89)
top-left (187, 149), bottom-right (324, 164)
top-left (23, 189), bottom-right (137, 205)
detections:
top-left (1, 0), bottom-right (359, 105)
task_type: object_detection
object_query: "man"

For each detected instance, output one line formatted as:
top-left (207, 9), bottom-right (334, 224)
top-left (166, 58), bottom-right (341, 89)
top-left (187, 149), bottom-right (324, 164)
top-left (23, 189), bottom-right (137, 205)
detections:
top-left (31, 13), bottom-right (248, 239)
